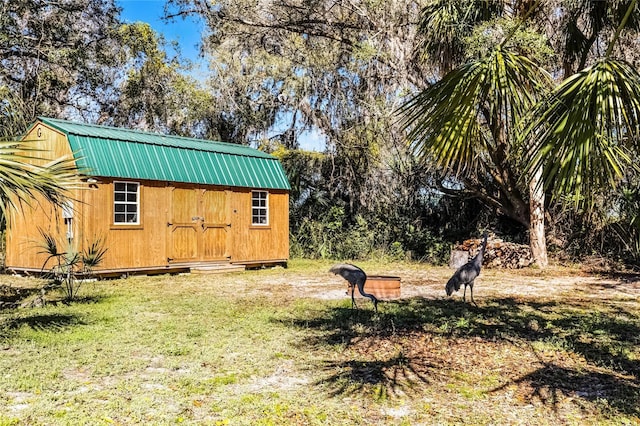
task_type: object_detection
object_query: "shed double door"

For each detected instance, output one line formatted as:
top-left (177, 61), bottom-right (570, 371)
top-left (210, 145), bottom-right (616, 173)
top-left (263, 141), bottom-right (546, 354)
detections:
top-left (168, 187), bottom-right (231, 263)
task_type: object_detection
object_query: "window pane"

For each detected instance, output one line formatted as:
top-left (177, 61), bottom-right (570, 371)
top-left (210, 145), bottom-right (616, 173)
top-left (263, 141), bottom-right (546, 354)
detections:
top-left (114, 182), bottom-right (140, 224)
top-left (251, 191), bottom-right (268, 225)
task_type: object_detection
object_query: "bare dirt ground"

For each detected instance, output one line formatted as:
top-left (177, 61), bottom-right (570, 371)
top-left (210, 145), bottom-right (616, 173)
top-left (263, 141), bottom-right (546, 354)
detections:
top-left (4, 262), bottom-right (638, 304)
top-left (239, 263), bottom-right (640, 304)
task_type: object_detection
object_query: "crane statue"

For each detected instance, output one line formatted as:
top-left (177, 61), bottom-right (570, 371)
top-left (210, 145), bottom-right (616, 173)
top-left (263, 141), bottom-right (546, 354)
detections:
top-left (445, 231), bottom-right (488, 306)
top-left (329, 263), bottom-right (379, 312)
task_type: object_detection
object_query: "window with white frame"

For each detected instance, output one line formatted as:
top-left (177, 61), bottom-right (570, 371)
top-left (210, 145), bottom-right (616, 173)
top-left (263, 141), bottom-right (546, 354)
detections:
top-left (251, 191), bottom-right (268, 225)
top-left (114, 181), bottom-right (140, 224)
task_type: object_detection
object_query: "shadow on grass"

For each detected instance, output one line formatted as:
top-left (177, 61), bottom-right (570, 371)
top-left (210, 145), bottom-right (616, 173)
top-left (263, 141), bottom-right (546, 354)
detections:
top-left (1, 313), bottom-right (86, 335)
top-left (319, 351), bottom-right (435, 399)
top-left (0, 285), bottom-right (40, 309)
top-left (278, 296), bottom-right (640, 414)
top-left (591, 270), bottom-right (640, 284)
top-left (0, 296), bottom-right (106, 338)
top-left (64, 295), bottom-right (109, 305)
top-left (0, 284), bottom-right (109, 310)
top-left (491, 358), bottom-right (639, 415)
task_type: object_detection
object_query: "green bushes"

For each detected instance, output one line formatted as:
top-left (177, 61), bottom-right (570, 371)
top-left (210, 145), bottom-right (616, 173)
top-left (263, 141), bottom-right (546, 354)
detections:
top-left (289, 206), bottom-right (450, 263)
top-left (290, 207), bottom-right (373, 259)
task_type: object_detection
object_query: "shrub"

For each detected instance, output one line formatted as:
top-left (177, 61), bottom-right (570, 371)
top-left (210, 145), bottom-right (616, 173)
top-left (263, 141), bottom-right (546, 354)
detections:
top-left (38, 229), bottom-right (107, 302)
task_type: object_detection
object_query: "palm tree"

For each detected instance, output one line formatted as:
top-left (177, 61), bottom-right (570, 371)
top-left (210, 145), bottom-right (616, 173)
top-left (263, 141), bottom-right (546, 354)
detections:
top-left (400, 46), bottom-right (552, 266)
top-left (403, 0), bottom-right (640, 266)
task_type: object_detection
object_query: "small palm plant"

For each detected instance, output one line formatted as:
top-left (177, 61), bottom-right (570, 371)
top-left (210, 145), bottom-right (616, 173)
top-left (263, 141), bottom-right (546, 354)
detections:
top-left (38, 229), bottom-right (107, 302)
top-left (81, 238), bottom-right (108, 275)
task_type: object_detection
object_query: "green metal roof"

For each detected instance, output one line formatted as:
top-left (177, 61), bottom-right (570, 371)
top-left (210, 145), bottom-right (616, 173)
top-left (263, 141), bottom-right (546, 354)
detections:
top-left (37, 117), bottom-right (290, 190)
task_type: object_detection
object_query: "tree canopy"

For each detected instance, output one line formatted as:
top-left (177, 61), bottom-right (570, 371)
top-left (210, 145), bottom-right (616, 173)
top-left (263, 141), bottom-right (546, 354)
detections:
top-left (1, 0), bottom-right (122, 121)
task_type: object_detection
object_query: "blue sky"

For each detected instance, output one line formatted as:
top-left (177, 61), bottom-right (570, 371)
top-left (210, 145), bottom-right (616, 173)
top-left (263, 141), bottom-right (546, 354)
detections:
top-left (116, 0), bottom-right (325, 151)
top-left (116, 0), bottom-right (205, 67)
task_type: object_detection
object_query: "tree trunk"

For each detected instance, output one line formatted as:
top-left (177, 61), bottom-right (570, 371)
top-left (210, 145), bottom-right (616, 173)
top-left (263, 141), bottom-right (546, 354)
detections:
top-left (529, 166), bottom-right (548, 268)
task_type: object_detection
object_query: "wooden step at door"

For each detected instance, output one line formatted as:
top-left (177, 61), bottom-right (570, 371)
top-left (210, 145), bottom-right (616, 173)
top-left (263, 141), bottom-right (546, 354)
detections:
top-left (190, 264), bottom-right (246, 274)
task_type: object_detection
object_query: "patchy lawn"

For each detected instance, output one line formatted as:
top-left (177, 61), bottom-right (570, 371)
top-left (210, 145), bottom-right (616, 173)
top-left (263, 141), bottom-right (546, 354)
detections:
top-left (0, 260), bottom-right (638, 425)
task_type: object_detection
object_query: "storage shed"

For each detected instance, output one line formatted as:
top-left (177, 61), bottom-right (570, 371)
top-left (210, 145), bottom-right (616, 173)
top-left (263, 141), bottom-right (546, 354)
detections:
top-left (5, 117), bottom-right (291, 275)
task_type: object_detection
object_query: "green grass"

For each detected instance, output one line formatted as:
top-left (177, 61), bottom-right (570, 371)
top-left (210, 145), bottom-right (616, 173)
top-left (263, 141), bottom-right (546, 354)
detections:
top-left (0, 260), bottom-right (639, 425)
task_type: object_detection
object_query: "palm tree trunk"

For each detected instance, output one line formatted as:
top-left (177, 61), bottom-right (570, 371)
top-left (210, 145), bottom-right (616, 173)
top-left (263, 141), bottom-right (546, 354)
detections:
top-left (529, 165), bottom-right (548, 268)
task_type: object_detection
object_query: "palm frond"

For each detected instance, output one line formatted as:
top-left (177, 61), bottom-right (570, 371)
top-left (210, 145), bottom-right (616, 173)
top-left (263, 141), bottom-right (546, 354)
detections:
top-left (399, 48), bottom-right (550, 176)
top-left (64, 252), bottom-right (82, 269)
top-left (36, 228), bottom-right (61, 257)
top-left (524, 58), bottom-right (640, 207)
top-left (82, 237), bottom-right (108, 271)
top-left (418, 0), bottom-right (504, 71)
top-left (0, 139), bottom-right (81, 215)
top-left (36, 227), bottom-right (66, 274)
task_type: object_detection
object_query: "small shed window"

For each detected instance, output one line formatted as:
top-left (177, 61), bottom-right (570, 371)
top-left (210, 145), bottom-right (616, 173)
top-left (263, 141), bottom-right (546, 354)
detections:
top-left (114, 181), bottom-right (140, 224)
top-left (252, 191), bottom-right (268, 225)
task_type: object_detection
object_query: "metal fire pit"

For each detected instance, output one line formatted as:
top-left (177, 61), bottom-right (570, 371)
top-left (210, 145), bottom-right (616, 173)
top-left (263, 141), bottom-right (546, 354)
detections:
top-left (347, 275), bottom-right (401, 300)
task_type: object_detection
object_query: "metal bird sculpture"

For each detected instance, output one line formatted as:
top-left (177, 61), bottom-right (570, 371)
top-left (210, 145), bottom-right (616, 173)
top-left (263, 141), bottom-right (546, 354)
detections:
top-left (329, 263), bottom-right (379, 312)
top-left (445, 231), bottom-right (488, 306)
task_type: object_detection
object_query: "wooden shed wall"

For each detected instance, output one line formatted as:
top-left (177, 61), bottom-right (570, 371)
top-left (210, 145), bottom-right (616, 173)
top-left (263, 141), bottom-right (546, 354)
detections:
top-left (77, 179), bottom-right (170, 270)
top-left (5, 122), bottom-right (75, 271)
top-left (21, 121), bottom-right (73, 163)
top-left (5, 197), bottom-right (65, 272)
top-left (228, 188), bottom-right (289, 263)
top-left (5, 123), bottom-right (290, 273)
